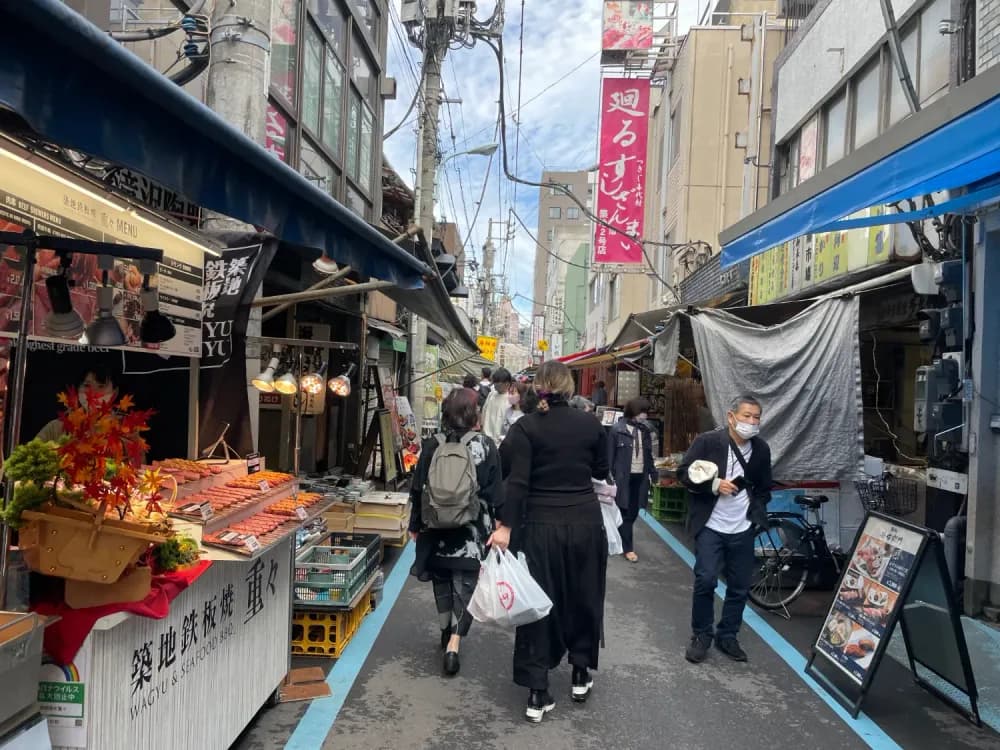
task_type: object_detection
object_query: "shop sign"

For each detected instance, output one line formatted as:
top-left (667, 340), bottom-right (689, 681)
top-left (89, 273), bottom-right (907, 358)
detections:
top-left (595, 77), bottom-right (649, 266)
top-left (477, 335), bottom-right (498, 361)
top-left (41, 544), bottom-right (291, 749)
top-left (0, 144), bottom-right (205, 357)
top-left (748, 207), bottom-right (895, 305)
top-left (201, 244), bottom-right (265, 368)
top-left (101, 167), bottom-right (200, 227)
top-left (601, 2), bottom-right (653, 51)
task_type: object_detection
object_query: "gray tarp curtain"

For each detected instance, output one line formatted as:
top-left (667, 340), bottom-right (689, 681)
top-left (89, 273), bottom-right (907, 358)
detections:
top-left (685, 298), bottom-right (864, 480)
top-left (652, 314), bottom-right (681, 377)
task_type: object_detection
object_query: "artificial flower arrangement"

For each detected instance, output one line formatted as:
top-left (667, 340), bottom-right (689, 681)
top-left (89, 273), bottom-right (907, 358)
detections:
top-left (7, 386), bottom-right (198, 585)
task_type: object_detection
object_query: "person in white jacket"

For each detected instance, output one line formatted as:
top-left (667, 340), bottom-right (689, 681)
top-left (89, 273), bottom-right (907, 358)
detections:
top-left (481, 367), bottom-right (512, 443)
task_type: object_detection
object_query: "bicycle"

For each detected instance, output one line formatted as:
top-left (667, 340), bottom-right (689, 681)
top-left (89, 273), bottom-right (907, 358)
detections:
top-left (748, 495), bottom-right (847, 612)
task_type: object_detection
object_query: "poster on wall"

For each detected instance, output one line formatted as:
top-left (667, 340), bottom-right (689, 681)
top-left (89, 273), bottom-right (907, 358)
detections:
top-left (601, 2), bottom-right (653, 50)
top-left (394, 396), bottom-right (421, 472)
top-left (594, 77), bottom-right (650, 266)
top-left (0, 145), bottom-right (204, 357)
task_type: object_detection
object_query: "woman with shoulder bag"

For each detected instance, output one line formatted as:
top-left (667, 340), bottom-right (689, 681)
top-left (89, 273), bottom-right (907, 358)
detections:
top-left (408, 388), bottom-right (503, 677)
top-left (609, 397), bottom-right (657, 563)
top-left (493, 361), bottom-right (609, 723)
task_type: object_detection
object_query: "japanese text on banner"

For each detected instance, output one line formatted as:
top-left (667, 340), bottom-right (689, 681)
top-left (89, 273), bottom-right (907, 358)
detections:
top-left (595, 78), bottom-right (650, 266)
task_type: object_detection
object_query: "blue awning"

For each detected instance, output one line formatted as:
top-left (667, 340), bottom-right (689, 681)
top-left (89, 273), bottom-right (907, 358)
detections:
top-left (0, 0), bottom-right (429, 289)
top-left (720, 67), bottom-right (1000, 268)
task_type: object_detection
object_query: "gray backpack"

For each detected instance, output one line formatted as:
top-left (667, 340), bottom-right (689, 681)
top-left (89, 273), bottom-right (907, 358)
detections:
top-left (421, 433), bottom-right (480, 530)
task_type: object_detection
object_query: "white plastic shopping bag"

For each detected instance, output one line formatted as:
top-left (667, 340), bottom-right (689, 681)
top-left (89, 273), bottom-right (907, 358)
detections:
top-left (468, 548), bottom-right (553, 627)
top-left (592, 478), bottom-right (618, 502)
top-left (601, 501), bottom-right (624, 556)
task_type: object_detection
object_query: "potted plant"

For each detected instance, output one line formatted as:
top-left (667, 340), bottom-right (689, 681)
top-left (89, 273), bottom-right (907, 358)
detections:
top-left (9, 387), bottom-right (176, 586)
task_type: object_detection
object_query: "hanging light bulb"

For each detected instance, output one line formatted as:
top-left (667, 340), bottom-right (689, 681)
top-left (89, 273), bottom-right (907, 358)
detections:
top-left (85, 260), bottom-right (127, 347)
top-left (328, 362), bottom-right (357, 398)
top-left (137, 259), bottom-right (176, 344)
top-left (300, 354), bottom-right (327, 395)
top-left (274, 370), bottom-right (299, 395)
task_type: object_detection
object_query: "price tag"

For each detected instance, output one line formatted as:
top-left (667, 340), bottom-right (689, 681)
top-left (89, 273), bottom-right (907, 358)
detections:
top-left (258, 480), bottom-right (271, 492)
top-left (199, 502), bottom-right (214, 521)
top-left (294, 506), bottom-right (309, 521)
top-left (246, 452), bottom-right (261, 475)
top-left (244, 535), bottom-right (261, 553)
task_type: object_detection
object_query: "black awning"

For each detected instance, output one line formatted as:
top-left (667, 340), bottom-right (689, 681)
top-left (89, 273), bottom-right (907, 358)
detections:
top-left (0, 1), bottom-right (429, 289)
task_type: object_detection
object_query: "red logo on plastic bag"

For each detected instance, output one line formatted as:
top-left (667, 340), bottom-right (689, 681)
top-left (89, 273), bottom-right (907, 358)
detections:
top-left (497, 581), bottom-right (515, 611)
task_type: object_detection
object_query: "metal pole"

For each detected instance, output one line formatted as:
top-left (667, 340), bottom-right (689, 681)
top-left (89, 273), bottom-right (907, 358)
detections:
top-left (251, 280), bottom-right (395, 307)
top-left (261, 265), bottom-right (353, 322)
top-left (294, 348), bottom-right (303, 480)
top-left (0, 232), bottom-right (38, 609)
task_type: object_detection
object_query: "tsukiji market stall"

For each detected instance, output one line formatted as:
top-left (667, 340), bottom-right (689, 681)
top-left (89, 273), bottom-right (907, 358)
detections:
top-left (0, 4), bottom-right (436, 748)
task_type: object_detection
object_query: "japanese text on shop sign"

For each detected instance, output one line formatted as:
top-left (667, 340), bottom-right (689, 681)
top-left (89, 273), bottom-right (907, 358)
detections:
top-left (594, 78), bottom-right (649, 266)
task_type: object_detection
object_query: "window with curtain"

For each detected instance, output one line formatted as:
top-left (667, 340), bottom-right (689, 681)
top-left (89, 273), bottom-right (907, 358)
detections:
top-left (918, 0), bottom-right (951, 105)
top-left (346, 92), bottom-right (361, 181)
top-left (302, 23), bottom-right (323, 134)
top-left (322, 52), bottom-right (345, 157)
top-left (270, 0), bottom-right (299, 106)
top-left (888, 27), bottom-right (919, 125)
top-left (852, 58), bottom-right (881, 149)
top-left (823, 91), bottom-right (847, 167)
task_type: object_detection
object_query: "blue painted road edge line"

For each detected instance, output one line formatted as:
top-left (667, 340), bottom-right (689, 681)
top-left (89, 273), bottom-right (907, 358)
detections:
top-left (285, 541), bottom-right (417, 750)
top-left (639, 510), bottom-right (902, 750)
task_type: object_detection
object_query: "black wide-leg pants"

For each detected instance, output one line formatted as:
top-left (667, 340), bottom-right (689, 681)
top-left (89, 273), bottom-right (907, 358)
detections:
top-left (513, 518), bottom-right (608, 691)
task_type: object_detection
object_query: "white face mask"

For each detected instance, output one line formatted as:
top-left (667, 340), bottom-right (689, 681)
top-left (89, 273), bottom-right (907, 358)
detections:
top-left (734, 420), bottom-right (759, 440)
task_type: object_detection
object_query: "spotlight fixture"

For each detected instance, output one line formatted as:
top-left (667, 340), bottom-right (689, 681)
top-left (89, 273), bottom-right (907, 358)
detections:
top-left (274, 371), bottom-right (299, 395)
top-left (328, 362), bottom-right (357, 398)
top-left (86, 259), bottom-right (127, 346)
top-left (138, 259), bottom-right (176, 344)
top-left (44, 253), bottom-right (85, 338)
top-left (300, 354), bottom-right (328, 395)
top-left (251, 355), bottom-right (280, 393)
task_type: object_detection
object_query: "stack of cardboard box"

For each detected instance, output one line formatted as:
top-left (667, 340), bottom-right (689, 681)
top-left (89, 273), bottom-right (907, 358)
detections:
top-left (352, 492), bottom-right (411, 545)
top-left (322, 501), bottom-right (356, 533)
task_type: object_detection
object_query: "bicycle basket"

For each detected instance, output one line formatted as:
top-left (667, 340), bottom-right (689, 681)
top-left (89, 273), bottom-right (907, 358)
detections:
top-left (853, 475), bottom-right (918, 516)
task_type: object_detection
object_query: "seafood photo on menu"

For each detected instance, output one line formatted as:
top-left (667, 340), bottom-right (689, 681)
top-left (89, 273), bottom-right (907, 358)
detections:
top-left (850, 535), bottom-right (894, 581)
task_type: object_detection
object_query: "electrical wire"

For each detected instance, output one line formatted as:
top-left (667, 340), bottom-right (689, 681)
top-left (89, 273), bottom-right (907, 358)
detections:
top-left (511, 293), bottom-right (583, 336)
top-left (483, 37), bottom-right (705, 290)
top-left (870, 332), bottom-right (922, 463)
top-left (511, 210), bottom-right (590, 269)
top-left (384, 84), bottom-right (421, 139)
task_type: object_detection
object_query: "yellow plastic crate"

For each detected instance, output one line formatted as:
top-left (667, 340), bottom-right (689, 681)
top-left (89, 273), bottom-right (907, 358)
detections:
top-left (291, 597), bottom-right (371, 658)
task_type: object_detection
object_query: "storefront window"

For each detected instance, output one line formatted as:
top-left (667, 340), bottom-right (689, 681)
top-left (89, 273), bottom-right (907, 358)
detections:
top-left (351, 42), bottom-right (376, 102)
top-left (300, 138), bottom-right (336, 194)
top-left (303, 24), bottom-right (323, 134)
top-left (270, 0), bottom-right (299, 106)
top-left (888, 27), bottom-right (918, 126)
top-left (359, 103), bottom-right (374, 192)
top-left (823, 90), bottom-right (847, 167)
top-left (308, 0), bottom-right (346, 57)
top-left (919, 0), bottom-right (951, 105)
top-left (322, 52), bottom-right (345, 158)
top-left (852, 59), bottom-right (881, 149)
top-left (346, 92), bottom-right (361, 181)
top-left (265, 102), bottom-right (292, 163)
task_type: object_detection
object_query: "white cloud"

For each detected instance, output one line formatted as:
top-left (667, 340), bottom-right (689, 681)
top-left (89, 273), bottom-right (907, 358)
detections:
top-left (382, 1), bottom-right (704, 326)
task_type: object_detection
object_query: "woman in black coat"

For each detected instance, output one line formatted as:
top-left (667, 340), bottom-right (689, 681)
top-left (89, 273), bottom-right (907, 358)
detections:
top-left (493, 361), bottom-right (609, 723)
top-left (609, 397), bottom-right (657, 563)
top-left (408, 387), bottom-right (503, 677)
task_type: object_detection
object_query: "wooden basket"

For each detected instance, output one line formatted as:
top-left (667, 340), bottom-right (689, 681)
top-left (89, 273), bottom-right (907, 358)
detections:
top-left (19, 505), bottom-right (169, 584)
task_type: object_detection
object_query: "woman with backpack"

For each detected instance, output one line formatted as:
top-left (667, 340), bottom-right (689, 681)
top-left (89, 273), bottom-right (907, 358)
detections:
top-left (408, 387), bottom-right (503, 677)
top-left (492, 361), bottom-right (609, 723)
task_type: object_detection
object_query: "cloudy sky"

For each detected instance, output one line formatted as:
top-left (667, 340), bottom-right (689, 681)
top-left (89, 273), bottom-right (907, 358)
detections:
top-left (382, 1), bottom-right (703, 325)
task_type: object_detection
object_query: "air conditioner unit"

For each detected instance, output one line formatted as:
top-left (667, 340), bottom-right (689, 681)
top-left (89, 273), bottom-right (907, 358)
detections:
top-left (400, 0), bottom-right (423, 24)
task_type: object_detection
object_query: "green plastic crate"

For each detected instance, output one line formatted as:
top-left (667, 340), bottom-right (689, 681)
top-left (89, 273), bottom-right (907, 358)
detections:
top-left (650, 485), bottom-right (687, 522)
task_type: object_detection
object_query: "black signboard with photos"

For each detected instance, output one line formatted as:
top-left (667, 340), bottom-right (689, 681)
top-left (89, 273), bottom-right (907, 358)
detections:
top-left (806, 512), bottom-right (980, 725)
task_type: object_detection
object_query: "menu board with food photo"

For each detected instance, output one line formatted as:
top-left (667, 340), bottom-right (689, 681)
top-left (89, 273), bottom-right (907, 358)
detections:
top-left (814, 515), bottom-right (924, 686)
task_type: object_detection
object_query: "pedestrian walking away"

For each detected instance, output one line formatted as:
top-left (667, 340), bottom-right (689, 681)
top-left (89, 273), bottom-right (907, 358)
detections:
top-left (477, 367), bottom-right (493, 408)
top-left (678, 395), bottom-right (772, 665)
top-left (408, 387), bottom-right (504, 677)
top-left (492, 361), bottom-right (609, 723)
top-left (481, 366), bottom-right (513, 443)
top-left (609, 398), bottom-right (657, 563)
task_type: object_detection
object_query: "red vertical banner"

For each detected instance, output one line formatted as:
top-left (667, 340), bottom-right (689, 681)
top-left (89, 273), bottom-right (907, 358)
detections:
top-left (595, 77), bottom-right (650, 265)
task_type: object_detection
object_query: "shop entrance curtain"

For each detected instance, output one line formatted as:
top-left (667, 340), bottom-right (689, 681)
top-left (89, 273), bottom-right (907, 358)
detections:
top-left (688, 298), bottom-right (864, 480)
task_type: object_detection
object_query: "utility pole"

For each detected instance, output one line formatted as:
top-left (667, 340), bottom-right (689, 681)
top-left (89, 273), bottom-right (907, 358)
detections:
top-left (203, 0), bottom-right (272, 448)
top-left (481, 218), bottom-right (496, 337)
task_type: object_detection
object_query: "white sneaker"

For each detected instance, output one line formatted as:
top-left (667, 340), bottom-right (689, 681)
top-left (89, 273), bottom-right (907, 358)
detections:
top-left (312, 255), bottom-right (339, 275)
top-left (571, 667), bottom-right (594, 702)
top-left (525, 690), bottom-right (555, 723)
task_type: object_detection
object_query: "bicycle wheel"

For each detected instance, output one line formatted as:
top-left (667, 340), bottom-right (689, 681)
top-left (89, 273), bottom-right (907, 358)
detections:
top-left (749, 519), bottom-right (812, 610)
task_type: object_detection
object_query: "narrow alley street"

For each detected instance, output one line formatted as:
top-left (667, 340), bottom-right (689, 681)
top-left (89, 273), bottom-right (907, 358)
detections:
top-left (234, 514), bottom-right (996, 750)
